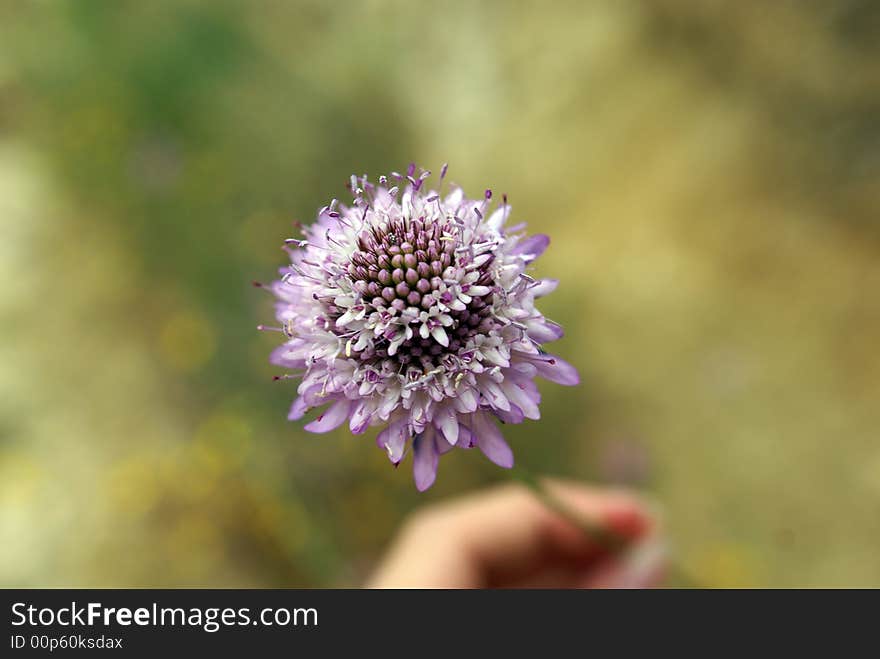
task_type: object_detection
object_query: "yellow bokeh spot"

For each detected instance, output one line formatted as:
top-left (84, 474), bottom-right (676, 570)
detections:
top-left (690, 543), bottom-right (763, 588)
top-left (0, 453), bottom-right (42, 505)
top-left (193, 411), bottom-right (253, 469)
top-left (158, 310), bottom-right (217, 373)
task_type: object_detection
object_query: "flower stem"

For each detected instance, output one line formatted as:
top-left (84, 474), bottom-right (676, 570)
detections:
top-left (509, 465), bottom-right (701, 587)
top-left (510, 465), bottom-right (628, 554)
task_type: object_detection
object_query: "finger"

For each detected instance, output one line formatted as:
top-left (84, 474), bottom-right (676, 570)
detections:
top-left (368, 479), bottom-right (655, 588)
top-left (461, 480), bottom-right (654, 585)
top-left (577, 537), bottom-right (669, 589)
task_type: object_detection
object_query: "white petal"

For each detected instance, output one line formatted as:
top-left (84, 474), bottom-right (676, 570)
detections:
top-left (431, 325), bottom-right (449, 347)
top-left (467, 285), bottom-right (492, 297)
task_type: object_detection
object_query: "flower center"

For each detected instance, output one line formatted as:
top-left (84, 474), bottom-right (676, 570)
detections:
top-left (334, 214), bottom-right (497, 370)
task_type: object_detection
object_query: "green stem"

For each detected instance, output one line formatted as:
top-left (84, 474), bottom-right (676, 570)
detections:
top-left (510, 465), bottom-right (628, 554)
top-left (510, 465), bottom-right (702, 588)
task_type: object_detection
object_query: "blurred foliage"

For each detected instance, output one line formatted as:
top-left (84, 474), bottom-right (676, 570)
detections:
top-left (1, 0), bottom-right (878, 587)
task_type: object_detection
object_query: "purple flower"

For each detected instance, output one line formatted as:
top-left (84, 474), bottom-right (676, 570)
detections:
top-left (263, 165), bottom-right (579, 490)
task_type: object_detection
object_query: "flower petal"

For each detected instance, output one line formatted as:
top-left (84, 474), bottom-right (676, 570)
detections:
top-left (500, 378), bottom-right (541, 420)
top-left (471, 413), bottom-right (514, 468)
top-left (287, 396), bottom-right (309, 421)
top-left (526, 318), bottom-right (564, 343)
top-left (303, 399), bottom-right (351, 433)
top-left (512, 234), bottom-right (549, 261)
top-left (531, 354), bottom-right (580, 386)
top-left (477, 378), bottom-right (510, 411)
top-left (453, 388), bottom-right (479, 413)
top-left (349, 401), bottom-right (374, 434)
top-left (435, 408), bottom-right (460, 446)
top-left (486, 207), bottom-right (506, 231)
top-left (494, 404), bottom-right (525, 424)
top-left (413, 431), bottom-right (439, 491)
top-left (377, 419), bottom-right (410, 464)
top-left (431, 325), bottom-right (449, 347)
top-left (531, 278), bottom-right (558, 298)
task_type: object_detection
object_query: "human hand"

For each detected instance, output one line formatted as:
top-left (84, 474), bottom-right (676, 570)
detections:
top-left (368, 480), bottom-right (666, 588)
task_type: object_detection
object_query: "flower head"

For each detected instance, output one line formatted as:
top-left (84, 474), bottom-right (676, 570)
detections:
top-left (263, 164), bottom-right (579, 490)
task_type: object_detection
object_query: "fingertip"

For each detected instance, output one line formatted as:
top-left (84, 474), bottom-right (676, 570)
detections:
top-left (603, 501), bottom-right (654, 540)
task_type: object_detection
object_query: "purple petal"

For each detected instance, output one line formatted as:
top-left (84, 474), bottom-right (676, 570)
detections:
top-left (348, 401), bottom-right (373, 434)
top-left (493, 404), bottom-right (525, 425)
top-left (377, 419), bottom-right (410, 464)
top-left (511, 234), bottom-right (549, 261)
top-left (526, 318), bottom-right (564, 343)
top-left (413, 431), bottom-right (439, 491)
top-left (303, 399), bottom-right (351, 433)
top-left (531, 354), bottom-right (580, 385)
top-left (436, 433), bottom-right (457, 455)
top-left (453, 424), bottom-right (473, 450)
top-left (453, 388), bottom-right (479, 413)
top-left (471, 413), bottom-right (514, 468)
top-left (288, 396), bottom-right (309, 421)
top-left (501, 378), bottom-right (541, 420)
top-left (435, 408), bottom-right (460, 445)
top-left (270, 343), bottom-right (305, 368)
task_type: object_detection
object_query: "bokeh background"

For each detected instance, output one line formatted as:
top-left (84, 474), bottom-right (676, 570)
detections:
top-left (2, 1), bottom-right (878, 587)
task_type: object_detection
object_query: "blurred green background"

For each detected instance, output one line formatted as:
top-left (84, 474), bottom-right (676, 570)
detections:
top-left (1, 1), bottom-right (878, 587)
